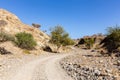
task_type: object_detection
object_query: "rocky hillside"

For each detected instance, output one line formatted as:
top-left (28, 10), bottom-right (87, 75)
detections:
top-left (0, 9), bottom-right (49, 48)
top-left (76, 34), bottom-right (105, 49)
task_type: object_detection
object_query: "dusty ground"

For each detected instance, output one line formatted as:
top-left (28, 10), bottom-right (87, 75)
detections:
top-left (0, 47), bottom-right (120, 80)
top-left (0, 52), bottom-right (73, 80)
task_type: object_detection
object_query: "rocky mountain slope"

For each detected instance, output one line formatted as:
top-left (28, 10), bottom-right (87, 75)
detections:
top-left (0, 9), bottom-right (49, 48)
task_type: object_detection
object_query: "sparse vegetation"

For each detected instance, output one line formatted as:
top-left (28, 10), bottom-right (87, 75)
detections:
top-left (84, 38), bottom-right (95, 49)
top-left (77, 38), bottom-right (95, 49)
top-left (101, 26), bottom-right (120, 53)
top-left (0, 32), bottom-right (15, 42)
top-left (50, 26), bottom-right (74, 47)
top-left (32, 23), bottom-right (41, 28)
top-left (15, 32), bottom-right (37, 49)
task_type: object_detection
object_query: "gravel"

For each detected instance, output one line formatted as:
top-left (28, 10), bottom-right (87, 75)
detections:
top-left (0, 53), bottom-right (40, 80)
top-left (60, 49), bottom-right (120, 80)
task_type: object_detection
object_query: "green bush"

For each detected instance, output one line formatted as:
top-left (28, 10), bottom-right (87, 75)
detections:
top-left (15, 32), bottom-right (37, 49)
top-left (0, 32), bottom-right (15, 42)
top-left (101, 26), bottom-right (120, 53)
top-left (84, 38), bottom-right (95, 49)
top-left (50, 26), bottom-right (74, 47)
top-left (77, 38), bottom-right (95, 49)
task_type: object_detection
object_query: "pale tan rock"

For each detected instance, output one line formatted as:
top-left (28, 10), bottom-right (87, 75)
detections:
top-left (0, 9), bottom-right (50, 48)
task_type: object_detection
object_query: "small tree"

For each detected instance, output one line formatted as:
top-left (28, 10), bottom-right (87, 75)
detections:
top-left (101, 26), bottom-right (120, 53)
top-left (32, 23), bottom-right (41, 28)
top-left (50, 26), bottom-right (74, 48)
top-left (15, 32), bottom-right (37, 49)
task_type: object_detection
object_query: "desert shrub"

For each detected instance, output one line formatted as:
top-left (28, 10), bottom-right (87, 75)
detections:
top-left (101, 26), bottom-right (120, 53)
top-left (84, 38), bottom-right (95, 49)
top-left (76, 37), bottom-right (95, 49)
top-left (32, 23), bottom-right (41, 28)
top-left (61, 37), bottom-right (75, 46)
top-left (15, 32), bottom-right (37, 49)
top-left (50, 26), bottom-right (74, 47)
top-left (0, 32), bottom-right (15, 42)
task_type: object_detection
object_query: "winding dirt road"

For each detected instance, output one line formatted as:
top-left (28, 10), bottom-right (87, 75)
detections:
top-left (8, 53), bottom-right (73, 80)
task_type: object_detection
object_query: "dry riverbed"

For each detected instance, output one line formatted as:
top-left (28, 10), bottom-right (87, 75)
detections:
top-left (60, 49), bottom-right (120, 80)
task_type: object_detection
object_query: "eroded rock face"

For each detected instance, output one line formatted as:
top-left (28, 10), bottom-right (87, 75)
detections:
top-left (0, 9), bottom-right (50, 48)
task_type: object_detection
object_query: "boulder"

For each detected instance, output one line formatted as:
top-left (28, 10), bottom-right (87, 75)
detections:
top-left (43, 43), bottom-right (72, 53)
top-left (43, 44), bottom-right (58, 53)
top-left (0, 47), bottom-right (11, 55)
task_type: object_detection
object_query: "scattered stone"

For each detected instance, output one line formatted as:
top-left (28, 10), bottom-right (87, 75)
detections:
top-left (105, 69), bottom-right (112, 73)
top-left (117, 60), bottom-right (120, 66)
top-left (94, 69), bottom-right (101, 76)
top-left (99, 60), bottom-right (103, 63)
top-left (0, 47), bottom-right (12, 55)
top-left (60, 50), bottom-right (118, 80)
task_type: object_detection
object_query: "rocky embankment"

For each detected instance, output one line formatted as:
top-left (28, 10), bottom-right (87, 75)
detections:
top-left (60, 49), bottom-right (120, 80)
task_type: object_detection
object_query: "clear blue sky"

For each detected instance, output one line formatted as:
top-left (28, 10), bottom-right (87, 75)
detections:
top-left (0, 0), bottom-right (120, 39)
